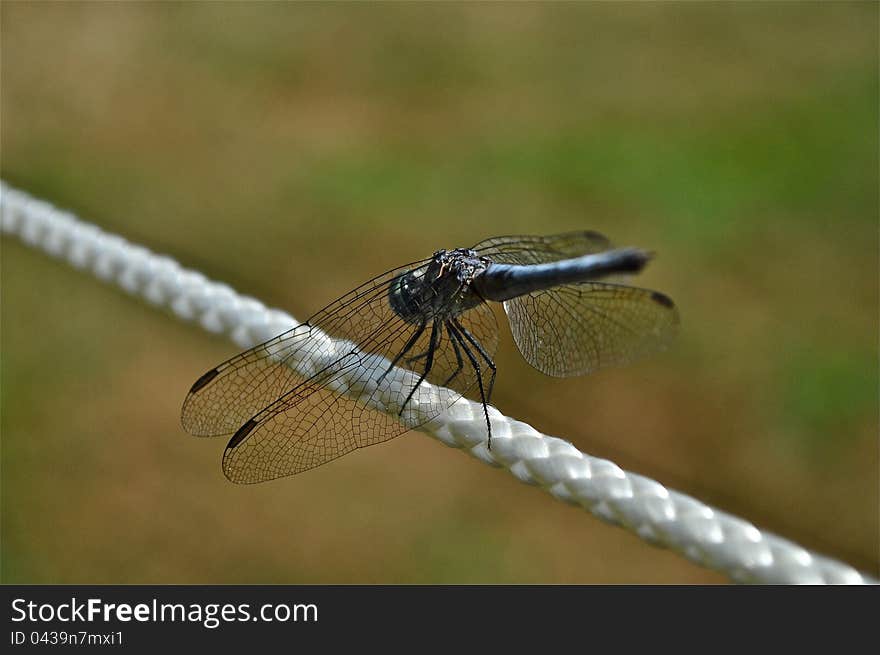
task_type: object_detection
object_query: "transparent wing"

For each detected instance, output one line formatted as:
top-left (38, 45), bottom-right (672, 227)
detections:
top-left (473, 231), bottom-right (676, 375)
top-left (181, 259), bottom-right (498, 483)
top-left (472, 231), bottom-right (612, 265)
top-left (502, 281), bottom-right (679, 378)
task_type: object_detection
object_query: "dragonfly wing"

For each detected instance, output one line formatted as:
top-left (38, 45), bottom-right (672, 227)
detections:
top-left (219, 351), bottom-right (411, 483)
top-left (503, 281), bottom-right (679, 378)
top-left (181, 258), bottom-right (498, 483)
top-left (472, 231), bottom-right (612, 265)
top-left (221, 299), bottom-right (497, 483)
top-left (180, 260), bottom-right (430, 438)
top-left (181, 322), bottom-right (313, 438)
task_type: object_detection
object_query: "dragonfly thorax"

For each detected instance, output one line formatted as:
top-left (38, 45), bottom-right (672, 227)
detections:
top-left (388, 248), bottom-right (490, 324)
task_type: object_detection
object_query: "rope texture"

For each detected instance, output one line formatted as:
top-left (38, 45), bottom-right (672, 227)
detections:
top-left (1, 181), bottom-right (874, 584)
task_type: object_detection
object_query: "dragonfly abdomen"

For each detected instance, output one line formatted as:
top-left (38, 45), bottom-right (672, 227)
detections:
top-left (474, 248), bottom-right (653, 302)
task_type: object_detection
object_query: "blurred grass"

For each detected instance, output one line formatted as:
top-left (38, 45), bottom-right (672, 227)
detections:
top-left (1, 2), bottom-right (877, 583)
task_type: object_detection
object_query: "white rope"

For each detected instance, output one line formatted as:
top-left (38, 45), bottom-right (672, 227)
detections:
top-left (1, 180), bottom-right (874, 585)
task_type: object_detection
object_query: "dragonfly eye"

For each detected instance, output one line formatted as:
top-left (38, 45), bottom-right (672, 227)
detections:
top-left (388, 269), bottom-right (426, 323)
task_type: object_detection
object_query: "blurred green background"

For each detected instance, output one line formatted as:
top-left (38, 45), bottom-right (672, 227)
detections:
top-left (2, 2), bottom-right (877, 584)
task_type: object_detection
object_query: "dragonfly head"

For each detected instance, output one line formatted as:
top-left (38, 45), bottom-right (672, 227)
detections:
top-left (389, 248), bottom-right (489, 324)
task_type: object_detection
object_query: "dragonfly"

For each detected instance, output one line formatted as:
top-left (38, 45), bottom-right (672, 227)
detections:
top-left (181, 231), bottom-right (679, 483)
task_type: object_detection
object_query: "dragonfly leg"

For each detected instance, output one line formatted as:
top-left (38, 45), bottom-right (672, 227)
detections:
top-left (439, 323), bottom-right (464, 387)
top-left (447, 322), bottom-right (493, 448)
top-left (404, 323), bottom-right (443, 364)
top-left (451, 317), bottom-right (497, 403)
top-left (378, 319), bottom-right (427, 385)
top-left (399, 319), bottom-right (440, 417)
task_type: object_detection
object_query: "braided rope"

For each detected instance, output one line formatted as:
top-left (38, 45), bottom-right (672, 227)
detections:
top-left (1, 181), bottom-right (874, 584)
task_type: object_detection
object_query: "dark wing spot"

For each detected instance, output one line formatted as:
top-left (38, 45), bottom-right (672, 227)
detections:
top-left (189, 368), bottom-right (220, 394)
top-left (584, 229), bottom-right (610, 243)
top-left (227, 418), bottom-right (259, 449)
top-left (650, 291), bottom-right (675, 308)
